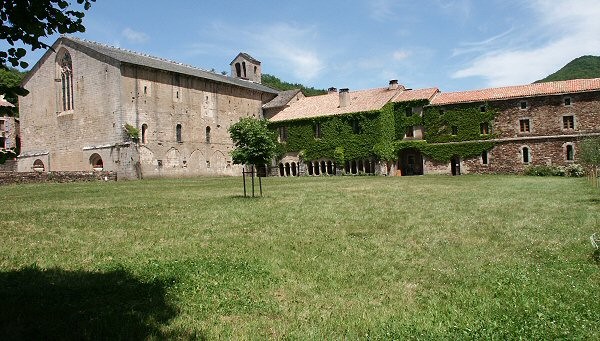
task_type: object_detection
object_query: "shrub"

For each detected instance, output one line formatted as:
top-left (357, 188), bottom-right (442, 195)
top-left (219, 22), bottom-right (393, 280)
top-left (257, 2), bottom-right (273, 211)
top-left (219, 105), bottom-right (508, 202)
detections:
top-left (524, 165), bottom-right (563, 176)
top-left (565, 164), bottom-right (585, 177)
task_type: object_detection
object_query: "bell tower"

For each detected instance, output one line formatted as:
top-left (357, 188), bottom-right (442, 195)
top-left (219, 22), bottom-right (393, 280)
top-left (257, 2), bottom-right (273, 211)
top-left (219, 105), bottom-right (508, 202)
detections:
top-left (230, 52), bottom-right (262, 83)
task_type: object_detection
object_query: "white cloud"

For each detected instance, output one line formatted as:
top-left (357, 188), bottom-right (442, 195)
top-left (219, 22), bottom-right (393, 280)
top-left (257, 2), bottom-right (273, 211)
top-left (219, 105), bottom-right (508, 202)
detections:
top-left (453, 0), bottom-right (600, 86)
top-left (369, 0), bottom-right (402, 22)
top-left (190, 22), bottom-right (325, 82)
top-left (393, 50), bottom-right (410, 61)
top-left (122, 28), bottom-right (149, 44)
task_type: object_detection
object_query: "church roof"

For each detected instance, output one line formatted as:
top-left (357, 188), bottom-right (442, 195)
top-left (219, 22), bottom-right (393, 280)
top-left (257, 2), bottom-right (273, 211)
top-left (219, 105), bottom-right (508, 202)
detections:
top-left (431, 78), bottom-right (600, 105)
top-left (230, 52), bottom-right (261, 65)
top-left (35, 36), bottom-right (278, 94)
top-left (269, 87), bottom-right (403, 122)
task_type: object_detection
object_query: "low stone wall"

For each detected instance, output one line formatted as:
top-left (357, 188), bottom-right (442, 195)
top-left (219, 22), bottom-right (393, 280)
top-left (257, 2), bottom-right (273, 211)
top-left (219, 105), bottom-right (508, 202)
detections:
top-left (0, 171), bottom-right (117, 185)
top-left (0, 159), bottom-right (17, 172)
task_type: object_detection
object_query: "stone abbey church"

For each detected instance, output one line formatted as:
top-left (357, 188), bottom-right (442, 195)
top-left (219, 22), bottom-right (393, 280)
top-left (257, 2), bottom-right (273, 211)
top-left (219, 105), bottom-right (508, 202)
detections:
top-left (17, 36), bottom-right (600, 179)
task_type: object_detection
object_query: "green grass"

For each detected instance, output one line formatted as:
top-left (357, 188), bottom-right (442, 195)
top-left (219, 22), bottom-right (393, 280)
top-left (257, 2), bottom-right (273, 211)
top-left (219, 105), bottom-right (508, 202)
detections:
top-left (1, 175), bottom-right (599, 339)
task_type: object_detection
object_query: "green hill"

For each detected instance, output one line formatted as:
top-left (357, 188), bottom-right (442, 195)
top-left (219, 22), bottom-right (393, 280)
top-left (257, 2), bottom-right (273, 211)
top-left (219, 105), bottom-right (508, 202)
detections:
top-left (261, 74), bottom-right (326, 97)
top-left (535, 55), bottom-right (600, 83)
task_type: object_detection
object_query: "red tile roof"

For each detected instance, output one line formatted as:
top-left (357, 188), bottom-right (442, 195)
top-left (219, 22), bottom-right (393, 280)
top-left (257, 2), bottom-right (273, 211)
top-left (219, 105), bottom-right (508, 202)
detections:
top-left (431, 78), bottom-right (600, 105)
top-left (393, 88), bottom-right (439, 103)
top-left (269, 87), bottom-right (402, 122)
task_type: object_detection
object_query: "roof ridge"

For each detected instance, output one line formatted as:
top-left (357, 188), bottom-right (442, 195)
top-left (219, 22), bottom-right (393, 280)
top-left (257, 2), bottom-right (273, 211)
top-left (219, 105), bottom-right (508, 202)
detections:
top-left (64, 35), bottom-right (216, 75)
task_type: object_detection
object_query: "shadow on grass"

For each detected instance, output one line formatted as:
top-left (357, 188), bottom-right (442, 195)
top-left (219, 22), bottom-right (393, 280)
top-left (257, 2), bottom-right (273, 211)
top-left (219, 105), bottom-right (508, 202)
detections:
top-left (0, 266), bottom-right (184, 340)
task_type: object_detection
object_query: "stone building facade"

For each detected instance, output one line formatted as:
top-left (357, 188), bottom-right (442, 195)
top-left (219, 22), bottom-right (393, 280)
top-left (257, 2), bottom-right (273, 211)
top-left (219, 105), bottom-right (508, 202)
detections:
top-left (266, 79), bottom-right (600, 176)
top-left (18, 37), bottom-right (278, 178)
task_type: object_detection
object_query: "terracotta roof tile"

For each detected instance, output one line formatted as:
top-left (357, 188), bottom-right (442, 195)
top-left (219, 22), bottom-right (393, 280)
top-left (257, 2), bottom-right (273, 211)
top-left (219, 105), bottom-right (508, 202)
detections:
top-left (269, 87), bottom-right (402, 122)
top-left (393, 88), bottom-right (439, 103)
top-left (431, 78), bottom-right (600, 105)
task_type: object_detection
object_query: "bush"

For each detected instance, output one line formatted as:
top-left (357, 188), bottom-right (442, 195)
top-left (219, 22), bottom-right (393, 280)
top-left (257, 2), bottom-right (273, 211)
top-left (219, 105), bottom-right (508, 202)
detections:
top-left (524, 165), bottom-right (563, 176)
top-left (565, 164), bottom-right (585, 177)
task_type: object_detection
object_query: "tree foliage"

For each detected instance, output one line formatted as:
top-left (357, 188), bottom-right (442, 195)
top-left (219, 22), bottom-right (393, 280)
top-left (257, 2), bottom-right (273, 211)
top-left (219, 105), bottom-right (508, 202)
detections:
top-left (0, 67), bottom-right (26, 116)
top-left (579, 138), bottom-right (600, 167)
top-left (261, 74), bottom-right (326, 97)
top-left (535, 55), bottom-right (600, 83)
top-left (228, 117), bottom-right (278, 166)
top-left (0, 0), bottom-right (96, 97)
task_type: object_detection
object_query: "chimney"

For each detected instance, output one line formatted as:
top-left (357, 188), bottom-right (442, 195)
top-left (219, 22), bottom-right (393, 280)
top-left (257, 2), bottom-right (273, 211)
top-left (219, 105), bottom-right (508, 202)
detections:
top-left (328, 87), bottom-right (338, 94)
top-left (339, 88), bottom-right (349, 108)
top-left (389, 80), bottom-right (399, 90)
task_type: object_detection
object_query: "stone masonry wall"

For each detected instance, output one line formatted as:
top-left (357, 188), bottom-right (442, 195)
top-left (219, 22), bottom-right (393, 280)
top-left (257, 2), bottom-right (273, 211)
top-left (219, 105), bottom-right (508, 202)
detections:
top-left (0, 171), bottom-right (117, 185)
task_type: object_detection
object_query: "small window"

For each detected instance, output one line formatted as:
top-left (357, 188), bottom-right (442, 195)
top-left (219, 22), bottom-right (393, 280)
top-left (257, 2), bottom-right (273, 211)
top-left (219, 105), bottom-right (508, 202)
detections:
top-left (563, 115), bottom-right (574, 129)
top-left (451, 126), bottom-right (458, 135)
top-left (520, 101), bottom-right (527, 110)
top-left (176, 124), bottom-right (182, 143)
top-left (90, 153), bottom-right (104, 171)
top-left (278, 126), bottom-right (288, 142)
top-left (522, 147), bottom-right (530, 163)
top-left (33, 159), bottom-right (45, 172)
top-left (566, 144), bottom-right (574, 161)
top-left (405, 107), bottom-right (413, 117)
top-left (206, 160), bottom-right (211, 168)
top-left (143, 86), bottom-right (147, 95)
top-left (141, 124), bottom-right (148, 144)
top-left (480, 122), bottom-right (489, 135)
top-left (480, 105), bottom-right (486, 113)
top-left (352, 120), bottom-right (361, 134)
top-left (564, 97), bottom-right (572, 106)
top-left (405, 126), bottom-right (414, 138)
top-left (205, 126), bottom-right (211, 143)
top-left (314, 122), bottom-right (322, 139)
top-left (439, 109), bottom-right (445, 116)
top-left (0, 135), bottom-right (5, 149)
top-left (482, 151), bottom-right (488, 165)
top-left (519, 119), bottom-right (530, 133)
top-left (0, 120), bottom-right (4, 131)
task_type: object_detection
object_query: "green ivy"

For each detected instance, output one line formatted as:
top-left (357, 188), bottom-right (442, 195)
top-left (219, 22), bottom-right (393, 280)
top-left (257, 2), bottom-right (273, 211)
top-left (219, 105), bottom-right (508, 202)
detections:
top-left (269, 101), bottom-right (499, 164)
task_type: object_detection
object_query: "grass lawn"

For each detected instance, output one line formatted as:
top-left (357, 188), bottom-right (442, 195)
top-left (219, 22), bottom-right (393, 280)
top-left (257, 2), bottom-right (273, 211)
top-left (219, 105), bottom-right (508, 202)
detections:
top-left (0, 175), bottom-right (599, 339)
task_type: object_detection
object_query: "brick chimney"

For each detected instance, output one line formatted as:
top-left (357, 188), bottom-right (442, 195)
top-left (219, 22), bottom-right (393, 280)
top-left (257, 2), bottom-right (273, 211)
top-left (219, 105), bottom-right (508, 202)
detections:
top-left (328, 87), bottom-right (338, 94)
top-left (389, 80), bottom-right (399, 90)
top-left (339, 88), bottom-right (349, 108)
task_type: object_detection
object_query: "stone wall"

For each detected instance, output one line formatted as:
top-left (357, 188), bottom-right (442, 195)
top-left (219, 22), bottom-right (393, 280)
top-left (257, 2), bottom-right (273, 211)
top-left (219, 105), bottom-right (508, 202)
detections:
top-left (0, 171), bottom-right (117, 185)
top-left (0, 159), bottom-right (17, 172)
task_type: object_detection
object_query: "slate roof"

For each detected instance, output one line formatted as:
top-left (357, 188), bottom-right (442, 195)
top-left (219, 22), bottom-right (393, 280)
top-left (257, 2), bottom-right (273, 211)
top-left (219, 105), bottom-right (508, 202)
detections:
top-left (230, 52), bottom-right (261, 65)
top-left (30, 36), bottom-right (278, 94)
top-left (393, 88), bottom-right (439, 103)
top-left (269, 87), bottom-right (403, 122)
top-left (431, 78), bottom-right (600, 105)
top-left (263, 89), bottom-right (302, 109)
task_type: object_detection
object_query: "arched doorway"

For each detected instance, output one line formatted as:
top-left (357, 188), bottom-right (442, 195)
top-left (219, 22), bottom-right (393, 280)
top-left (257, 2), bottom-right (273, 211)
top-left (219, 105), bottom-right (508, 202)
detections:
top-left (398, 149), bottom-right (423, 176)
top-left (89, 153), bottom-right (104, 171)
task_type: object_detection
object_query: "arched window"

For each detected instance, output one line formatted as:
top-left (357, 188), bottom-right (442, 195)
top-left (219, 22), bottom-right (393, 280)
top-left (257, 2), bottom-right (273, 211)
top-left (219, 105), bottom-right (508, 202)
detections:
top-left (522, 147), bottom-right (530, 164)
top-left (205, 126), bottom-right (211, 143)
top-left (141, 124), bottom-right (148, 144)
top-left (57, 49), bottom-right (74, 111)
top-left (566, 144), bottom-right (574, 161)
top-left (90, 153), bottom-right (103, 171)
top-left (33, 159), bottom-right (45, 172)
top-left (176, 124), bottom-right (182, 143)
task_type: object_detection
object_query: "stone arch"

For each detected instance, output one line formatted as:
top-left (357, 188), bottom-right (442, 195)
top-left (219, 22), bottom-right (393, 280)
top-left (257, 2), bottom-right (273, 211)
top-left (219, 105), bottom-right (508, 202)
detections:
top-left (212, 151), bottom-right (226, 172)
top-left (291, 162), bottom-right (297, 176)
top-left (189, 149), bottom-right (206, 172)
top-left (285, 162), bottom-right (291, 176)
top-left (165, 148), bottom-right (181, 168)
top-left (89, 153), bottom-right (104, 171)
top-left (279, 163), bottom-right (285, 176)
top-left (307, 162), bottom-right (314, 176)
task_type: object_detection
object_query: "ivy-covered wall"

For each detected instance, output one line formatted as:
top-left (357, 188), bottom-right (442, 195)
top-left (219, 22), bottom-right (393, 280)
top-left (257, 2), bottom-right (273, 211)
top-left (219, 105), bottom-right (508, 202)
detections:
top-left (270, 100), bottom-right (499, 163)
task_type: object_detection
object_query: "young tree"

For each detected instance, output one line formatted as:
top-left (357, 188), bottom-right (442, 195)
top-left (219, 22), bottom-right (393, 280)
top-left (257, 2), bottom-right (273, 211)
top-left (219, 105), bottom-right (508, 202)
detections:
top-left (228, 117), bottom-right (278, 196)
top-left (0, 0), bottom-right (96, 97)
top-left (580, 137), bottom-right (600, 187)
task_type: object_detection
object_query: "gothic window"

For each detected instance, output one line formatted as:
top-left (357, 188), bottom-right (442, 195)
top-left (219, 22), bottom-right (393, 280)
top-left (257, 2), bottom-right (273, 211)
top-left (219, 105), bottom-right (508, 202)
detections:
top-left (57, 49), bottom-right (74, 111)
top-left (235, 63), bottom-right (242, 77)
top-left (206, 126), bottom-right (211, 143)
top-left (141, 124), bottom-right (148, 144)
top-left (176, 124), bottom-right (182, 143)
top-left (314, 123), bottom-right (322, 139)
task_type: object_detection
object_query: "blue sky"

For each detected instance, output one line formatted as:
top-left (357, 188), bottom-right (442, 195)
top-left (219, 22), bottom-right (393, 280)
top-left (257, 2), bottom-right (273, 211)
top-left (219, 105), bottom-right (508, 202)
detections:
top-left (9, 0), bottom-right (600, 92)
